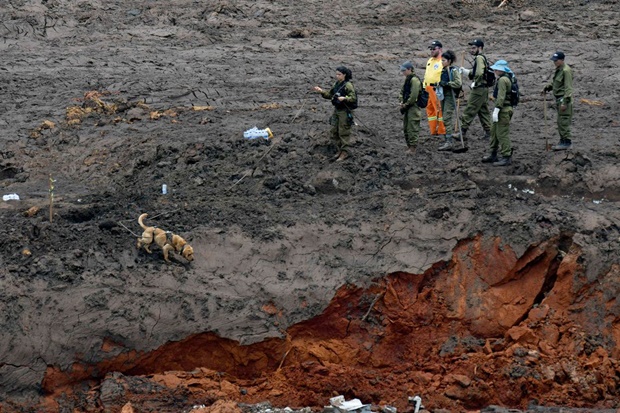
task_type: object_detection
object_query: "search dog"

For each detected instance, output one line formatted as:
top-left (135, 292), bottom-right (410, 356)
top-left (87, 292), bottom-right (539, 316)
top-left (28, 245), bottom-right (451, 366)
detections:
top-left (137, 213), bottom-right (194, 263)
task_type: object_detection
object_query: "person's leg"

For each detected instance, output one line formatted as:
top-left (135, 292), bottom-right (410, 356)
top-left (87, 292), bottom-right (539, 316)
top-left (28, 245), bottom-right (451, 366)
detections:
top-left (329, 112), bottom-right (340, 152)
top-left (477, 87), bottom-right (492, 138)
top-left (337, 110), bottom-right (352, 155)
top-left (482, 118), bottom-right (500, 163)
top-left (558, 101), bottom-right (573, 143)
top-left (410, 109), bottom-right (421, 151)
top-left (495, 108), bottom-right (513, 158)
top-left (438, 96), bottom-right (454, 151)
top-left (461, 88), bottom-right (485, 133)
top-left (426, 85), bottom-right (440, 136)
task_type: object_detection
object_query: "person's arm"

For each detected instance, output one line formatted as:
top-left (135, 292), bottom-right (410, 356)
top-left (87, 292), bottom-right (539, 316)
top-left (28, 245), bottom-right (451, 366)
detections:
top-left (343, 82), bottom-right (357, 104)
top-left (494, 76), bottom-right (509, 108)
top-left (563, 67), bottom-right (573, 103)
top-left (473, 55), bottom-right (485, 85)
top-left (314, 83), bottom-right (334, 99)
top-left (448, 68), bottom-right (462, 89)
top-left (404, 77), bottom-right (418, 107)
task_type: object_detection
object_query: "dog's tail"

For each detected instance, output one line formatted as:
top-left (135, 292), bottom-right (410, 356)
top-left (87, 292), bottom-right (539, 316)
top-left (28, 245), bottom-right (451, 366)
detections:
top-left (138, 213), bottom-right (149, 230)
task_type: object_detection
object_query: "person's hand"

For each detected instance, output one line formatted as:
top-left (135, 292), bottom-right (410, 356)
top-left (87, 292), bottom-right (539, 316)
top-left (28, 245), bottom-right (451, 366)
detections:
top-left (313, 86), bottom-right (322, 93)
top-left (400, 106), bottom-right (407, 115)
top-left (560, 104), bottom-right (567, 112)
top-left (540, 85), bottom-right (551, 95)
top-left (492, 107), bottom-right (500, 123)
top-left (338, 96), bottom-right (345, 102)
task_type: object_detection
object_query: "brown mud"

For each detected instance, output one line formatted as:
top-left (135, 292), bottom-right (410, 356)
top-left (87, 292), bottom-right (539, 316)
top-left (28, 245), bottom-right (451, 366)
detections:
top-left (1, 0), bottom-right (620, 412)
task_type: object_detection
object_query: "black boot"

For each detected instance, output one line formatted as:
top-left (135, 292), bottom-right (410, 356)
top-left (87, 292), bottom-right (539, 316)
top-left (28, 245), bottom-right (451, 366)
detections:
top-left (493, 156), bottom-right (512, 166)
top-left (552, 139), bottom-right (572, 151)
top-left (481, 151), bottom-right (498, 163)
top-left (438, 135), bottom-right (453, 151)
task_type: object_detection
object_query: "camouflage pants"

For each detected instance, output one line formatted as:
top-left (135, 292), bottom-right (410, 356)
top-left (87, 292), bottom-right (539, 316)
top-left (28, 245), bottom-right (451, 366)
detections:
top-left (330, 109), bottom-right (353, 152)
top-left (403, 105), bottom-right (422, 147)
top-left (556, 99), bottom-right (573, 141)
top-left (490, 107), bottom-right (513, 157)
top-left (461, 86), bottom-right (491, 133)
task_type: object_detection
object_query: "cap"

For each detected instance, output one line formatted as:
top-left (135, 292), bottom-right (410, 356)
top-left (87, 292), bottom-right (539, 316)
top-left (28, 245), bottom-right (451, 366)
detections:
top-left (428, 40), bottom-right (442, 49)
top-left (489, 59), bottom-right (512, 73)
top-left (468, 39), bottom-right (484, 48)
top-left (399, 61), bottom-right (414, 71)
top-left (550, 51), bottom-right (565, 61)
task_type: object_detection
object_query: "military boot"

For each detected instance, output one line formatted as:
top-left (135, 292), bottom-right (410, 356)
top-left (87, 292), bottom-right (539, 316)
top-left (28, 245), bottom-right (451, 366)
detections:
top-left (438, 135), bottom-right (453, 151)
top-left (481, 151), bottom-right (498, 163)
top-left (493, 156), bottom-right (512, 166)
top-left (552, 139), bottom-right (572, 151)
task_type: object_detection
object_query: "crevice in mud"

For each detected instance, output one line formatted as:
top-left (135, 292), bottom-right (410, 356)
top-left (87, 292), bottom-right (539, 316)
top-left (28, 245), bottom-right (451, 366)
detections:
top-left (532, 232), bottom-right (574, 307)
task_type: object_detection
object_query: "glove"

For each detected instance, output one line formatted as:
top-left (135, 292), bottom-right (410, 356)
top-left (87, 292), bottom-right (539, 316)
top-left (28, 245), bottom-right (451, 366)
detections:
top-left (492, 107), bottom-right (500, 123)
top-left (459, 67), bottom-right (471, 76)
top-left (400, 106), bottom-right (407, 115)
top-left (541, 85), bottom-right (552, 94)
top-left (471, 81), bottom-right (476, 89)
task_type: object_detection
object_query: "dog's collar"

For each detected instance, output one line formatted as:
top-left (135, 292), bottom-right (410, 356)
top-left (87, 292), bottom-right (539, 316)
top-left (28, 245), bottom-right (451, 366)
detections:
top-left (180, 244), bottom-right (188, 254)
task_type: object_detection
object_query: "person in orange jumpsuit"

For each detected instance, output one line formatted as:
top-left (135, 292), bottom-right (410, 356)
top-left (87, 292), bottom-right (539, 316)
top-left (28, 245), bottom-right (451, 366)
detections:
top-left (423, 40), bottom-right (446, 140)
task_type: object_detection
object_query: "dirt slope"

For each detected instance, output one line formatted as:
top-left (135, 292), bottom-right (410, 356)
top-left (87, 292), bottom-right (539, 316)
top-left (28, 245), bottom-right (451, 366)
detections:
top-left (1, 0), bottom-right (620, 412)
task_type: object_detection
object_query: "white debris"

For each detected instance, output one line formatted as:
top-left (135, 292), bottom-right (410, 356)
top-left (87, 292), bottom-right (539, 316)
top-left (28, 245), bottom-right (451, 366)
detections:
top-left (328, 396), bottom-right (371, 413)
top-left (2, 193), bottom-right (20, 201)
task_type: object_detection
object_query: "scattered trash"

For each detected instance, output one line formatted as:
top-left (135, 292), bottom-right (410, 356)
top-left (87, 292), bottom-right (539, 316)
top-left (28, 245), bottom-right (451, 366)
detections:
top-left (408, 396), bottom-right (423, 413)
top-left (24, 206), bottom-right (40, 217)
top-left (162, 184), bottom-right (168, 195)
top-left (244, 126), bottom-right (273, 140)
top-left (326, 395), bottom-right (371, 413)
top-left (2, 193), bottom-right (20, 201)
top-left (593, 199), bottom-right (604, 204)
top-left (508, 184), bottom-right (535, 195)
top-left (579, 98), bottom-right (604, 107)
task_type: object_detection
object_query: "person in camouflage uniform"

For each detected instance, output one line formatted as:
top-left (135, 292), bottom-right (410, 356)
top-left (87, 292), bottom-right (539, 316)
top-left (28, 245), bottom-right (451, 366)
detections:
top-left (459, 39), bottom-right (492, 144)
top-left (436, 50), bottom-right (463, 152)
top-left (314, 66), bottom-right (357, 162)
top-left (483, 60), bottom-right (514, 166)
top-left (542, 51), bottom-right (574, 150)
top-left (398, 61), bottom-right (422, 153)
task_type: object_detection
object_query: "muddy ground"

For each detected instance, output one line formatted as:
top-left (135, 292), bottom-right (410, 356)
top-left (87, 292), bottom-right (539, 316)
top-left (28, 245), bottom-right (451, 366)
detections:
top-left (1, 0), bottom-right (620, 412)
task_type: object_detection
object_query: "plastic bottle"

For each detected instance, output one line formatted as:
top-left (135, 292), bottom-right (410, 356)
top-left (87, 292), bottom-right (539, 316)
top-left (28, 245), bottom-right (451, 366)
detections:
top-left (162, 184), bottom-right (167, 195)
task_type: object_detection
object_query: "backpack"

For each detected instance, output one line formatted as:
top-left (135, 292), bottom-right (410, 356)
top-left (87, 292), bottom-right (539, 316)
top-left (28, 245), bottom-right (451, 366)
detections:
top-left (509, 74), bottom-right (520, 107)
top-left (482, 56), bottom-right (496, 87)
top-left (414, 76), bottom-right (429, 108)
top-left (348, 93), bottom-right (358, 110)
